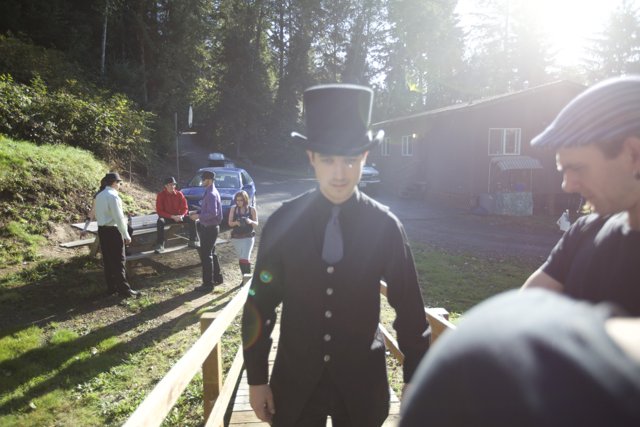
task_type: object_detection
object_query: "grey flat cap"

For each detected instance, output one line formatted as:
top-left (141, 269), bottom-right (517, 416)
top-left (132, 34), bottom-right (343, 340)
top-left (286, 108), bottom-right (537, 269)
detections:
top-left (531, 75), bottom-right (640, 149)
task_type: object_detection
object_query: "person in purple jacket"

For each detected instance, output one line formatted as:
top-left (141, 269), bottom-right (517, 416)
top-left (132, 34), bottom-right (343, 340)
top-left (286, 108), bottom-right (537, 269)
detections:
top-left (190, 170), bottom-right (224, 291)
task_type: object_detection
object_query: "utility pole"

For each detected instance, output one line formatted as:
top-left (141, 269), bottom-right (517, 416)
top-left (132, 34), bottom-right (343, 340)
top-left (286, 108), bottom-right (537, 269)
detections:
top-left (175, 112), bottom-right (180, 183)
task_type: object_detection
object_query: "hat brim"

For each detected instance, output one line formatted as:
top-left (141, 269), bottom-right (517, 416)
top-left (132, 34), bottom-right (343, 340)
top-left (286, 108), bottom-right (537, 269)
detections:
top-left (292, 130), bottom-right (384, 156)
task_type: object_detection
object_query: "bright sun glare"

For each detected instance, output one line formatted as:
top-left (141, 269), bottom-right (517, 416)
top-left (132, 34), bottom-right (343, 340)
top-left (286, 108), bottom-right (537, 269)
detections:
top-left (457, 0), bottom-right (626, 66)
top-left (534, 0), bottom-right (624, 65)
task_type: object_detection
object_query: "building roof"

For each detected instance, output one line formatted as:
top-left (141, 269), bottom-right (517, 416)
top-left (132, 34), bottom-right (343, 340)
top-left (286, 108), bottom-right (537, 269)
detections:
top-left (373, 80), bottom-right (586, 127)
top-left (491, 155), bottom-right (543, 171)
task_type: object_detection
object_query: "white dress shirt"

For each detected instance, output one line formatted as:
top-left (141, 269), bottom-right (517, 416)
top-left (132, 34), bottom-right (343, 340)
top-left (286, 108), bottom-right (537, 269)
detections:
top-left (95, 186), bottom-right (130, 240)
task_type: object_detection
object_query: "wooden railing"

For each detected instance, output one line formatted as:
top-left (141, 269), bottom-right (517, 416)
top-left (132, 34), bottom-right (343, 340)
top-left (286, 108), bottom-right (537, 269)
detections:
top-left (124, 280), bottom-right (456, 427)
top-left (124, 276), bottom-right (251, 427)
top-left (379, 281), bottom-right (457, 358)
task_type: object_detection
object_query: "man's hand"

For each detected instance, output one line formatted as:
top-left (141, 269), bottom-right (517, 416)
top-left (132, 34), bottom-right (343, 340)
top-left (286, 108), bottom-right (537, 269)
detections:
top-left (125, 237), bottom-right (131, 245)
top-left (249, 384), bottom-right (275, 423)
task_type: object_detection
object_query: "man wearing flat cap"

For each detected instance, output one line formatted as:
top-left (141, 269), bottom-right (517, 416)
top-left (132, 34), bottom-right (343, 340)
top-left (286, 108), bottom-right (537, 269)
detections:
top-left (241, 84), bottom-right (430, 426)
top-left (522, 75), bottom-right (640, 315)
top-left (153, 176), bottom-right (199, 253)
top-left (94, 172), bottom-right (141, 298)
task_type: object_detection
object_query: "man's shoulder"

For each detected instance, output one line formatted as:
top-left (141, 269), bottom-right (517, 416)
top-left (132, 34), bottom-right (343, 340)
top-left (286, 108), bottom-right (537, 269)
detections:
top-left (264, 190), bottom-right (316, 227)
top-left (357, 191), bottom-right (402, 226)
top-left (96, 188), bottom-right (114, 200)
top-left (570, 213), bottom-right (616, 235)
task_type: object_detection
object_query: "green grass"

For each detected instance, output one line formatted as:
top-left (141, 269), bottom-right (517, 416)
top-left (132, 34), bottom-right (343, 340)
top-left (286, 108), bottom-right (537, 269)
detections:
top-left (0, 235), bottom-right (539, 424)
top-left (381, 242), bottom-right (537, 397)
top-left (0, 255), bottom-right (241, 426)
top-left (0, 136), bottom-right (149, 265)
top-left (0, 136), bottom-right (107, 264)
top-left (413, 243), bottom-right (536, 314)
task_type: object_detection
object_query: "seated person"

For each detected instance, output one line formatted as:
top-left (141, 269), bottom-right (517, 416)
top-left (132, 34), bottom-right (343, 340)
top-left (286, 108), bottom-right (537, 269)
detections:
top-left (400, 289), bottom-right (640, 427)
top-left (154, 176), bottom-right (198, 253)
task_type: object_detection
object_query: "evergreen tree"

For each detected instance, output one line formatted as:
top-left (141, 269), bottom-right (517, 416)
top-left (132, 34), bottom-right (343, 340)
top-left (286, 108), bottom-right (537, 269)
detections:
top-left (585, 0), bottom-right (640, 82)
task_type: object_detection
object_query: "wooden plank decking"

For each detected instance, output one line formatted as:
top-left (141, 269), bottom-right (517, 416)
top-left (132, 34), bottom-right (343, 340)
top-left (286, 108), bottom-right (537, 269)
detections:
top-left (228, 326), bottom-right (401, 426)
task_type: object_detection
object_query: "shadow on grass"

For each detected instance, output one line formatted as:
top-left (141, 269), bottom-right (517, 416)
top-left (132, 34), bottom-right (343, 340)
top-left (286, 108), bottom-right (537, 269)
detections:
top-left (0, 257), bottom-right (244, 415)
top-left (0, 254), bottom-right (205, 340)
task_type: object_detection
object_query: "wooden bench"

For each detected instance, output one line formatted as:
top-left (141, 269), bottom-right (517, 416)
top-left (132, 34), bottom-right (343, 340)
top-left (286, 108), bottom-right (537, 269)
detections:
top-left (69, 213), bottom-right (195, 259)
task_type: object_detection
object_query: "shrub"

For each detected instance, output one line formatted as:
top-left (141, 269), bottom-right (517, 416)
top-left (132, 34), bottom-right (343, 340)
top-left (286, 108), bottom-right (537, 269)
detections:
top-left (0, 74), bottom-right (154, 167)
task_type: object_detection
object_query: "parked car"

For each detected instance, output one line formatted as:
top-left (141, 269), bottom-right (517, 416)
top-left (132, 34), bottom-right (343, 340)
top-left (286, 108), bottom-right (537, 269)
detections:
top-left (207, 152), bottom-right (235, 168)
top-left (181, 167), bottom-right (256, 226)
top-left (358, 163), bottom-right (381, 194)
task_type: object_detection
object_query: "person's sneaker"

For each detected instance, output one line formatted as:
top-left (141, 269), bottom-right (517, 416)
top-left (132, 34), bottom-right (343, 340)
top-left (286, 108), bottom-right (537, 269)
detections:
top-left (153, 243), bottom-right (165, 254)
top-left (188, 240), bottom-right (200, 248)
top-left (195, 284), bottom-right (214, 293)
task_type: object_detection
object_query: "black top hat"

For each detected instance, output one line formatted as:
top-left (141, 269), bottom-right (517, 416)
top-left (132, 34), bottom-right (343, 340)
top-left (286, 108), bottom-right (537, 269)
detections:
top-left (291, 84), bottom-right (384, 156)
top-left (164, 176), bottom-right (177, 185)
top-left (103, 172), bottom-right (122, 184)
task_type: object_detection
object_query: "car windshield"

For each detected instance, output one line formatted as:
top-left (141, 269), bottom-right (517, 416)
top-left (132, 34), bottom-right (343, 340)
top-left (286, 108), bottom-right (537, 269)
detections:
top-left (188, 171), bottom-right (240, 189)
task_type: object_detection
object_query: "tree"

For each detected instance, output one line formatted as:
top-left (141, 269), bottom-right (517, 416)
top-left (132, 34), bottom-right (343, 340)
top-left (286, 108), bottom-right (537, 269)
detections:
top-left (382, 0), bottom-right (465, 115)
top-left (460, 0), bottom-right (553, 97)
top-left (585, 0), bottom-right (640, 82)
top-left (211, 0), bottom-right (273, 158)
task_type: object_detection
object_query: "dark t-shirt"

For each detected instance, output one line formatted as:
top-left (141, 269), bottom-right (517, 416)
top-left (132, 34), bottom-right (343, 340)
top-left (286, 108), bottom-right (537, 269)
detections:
top-left (400, 290), bottom-right (640, 427)
top-left (542, 212), bottom-right (640, 315)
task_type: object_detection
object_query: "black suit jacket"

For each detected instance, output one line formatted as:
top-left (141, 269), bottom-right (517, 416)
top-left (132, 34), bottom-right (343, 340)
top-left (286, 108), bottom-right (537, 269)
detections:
top-left (242, 189), bottom-right (429, 426)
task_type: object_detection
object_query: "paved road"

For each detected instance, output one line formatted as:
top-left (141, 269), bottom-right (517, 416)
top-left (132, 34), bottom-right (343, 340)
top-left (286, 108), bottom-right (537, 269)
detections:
top-left (178, 135), bottom-right (560, 263)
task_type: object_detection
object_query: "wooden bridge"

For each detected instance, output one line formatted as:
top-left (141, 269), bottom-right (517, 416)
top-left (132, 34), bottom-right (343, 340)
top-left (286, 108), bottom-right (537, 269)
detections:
top-left (123, 278), bottom-right (456, 427)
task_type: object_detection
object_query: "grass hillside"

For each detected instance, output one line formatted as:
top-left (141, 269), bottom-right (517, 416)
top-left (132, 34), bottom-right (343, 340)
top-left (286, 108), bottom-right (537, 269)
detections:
top-left (0, 136), bottom-right (156, 265)
top-left (0, 136), bottom-right (105, 264)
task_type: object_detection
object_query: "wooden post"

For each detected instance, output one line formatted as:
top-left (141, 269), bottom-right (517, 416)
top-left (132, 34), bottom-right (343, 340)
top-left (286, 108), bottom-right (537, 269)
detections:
top-left (200, 313), bottom-right (222, 421)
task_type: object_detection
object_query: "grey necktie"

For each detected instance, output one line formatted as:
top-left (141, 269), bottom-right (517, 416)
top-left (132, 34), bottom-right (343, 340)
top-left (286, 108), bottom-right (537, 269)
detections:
top-left (322, 205), bottom-right (343, 264)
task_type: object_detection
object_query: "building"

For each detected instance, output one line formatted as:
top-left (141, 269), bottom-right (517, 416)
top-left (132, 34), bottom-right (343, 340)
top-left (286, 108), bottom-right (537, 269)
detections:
top-left (370, 81), bottom-right (586, 215)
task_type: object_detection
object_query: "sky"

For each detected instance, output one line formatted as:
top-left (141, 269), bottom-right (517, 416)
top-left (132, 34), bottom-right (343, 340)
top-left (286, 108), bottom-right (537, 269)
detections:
top-left (455, 0), bottom-right (631, 66)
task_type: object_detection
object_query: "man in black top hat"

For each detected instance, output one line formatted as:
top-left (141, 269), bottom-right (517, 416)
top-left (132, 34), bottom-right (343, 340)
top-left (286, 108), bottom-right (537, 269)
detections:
top-left (94, 172), bottom-right (141, 298)
top-left (241, 84), bottom-right (430, 426)
top-left (521, 75), bottom-right (640, 315)
top-left (153, 176), bottom-right (199, 253)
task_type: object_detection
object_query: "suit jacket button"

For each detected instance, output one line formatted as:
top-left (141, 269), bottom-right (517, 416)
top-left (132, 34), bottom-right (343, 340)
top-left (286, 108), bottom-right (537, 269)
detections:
top-left (325, 310), bottom-right (332, 318)
top-left (326, 288), bottom-right (334, 296)
top-left (327, 266), bottom-right (334, 274)
top-left (324, 334), bottom-right (331, 342)
top-left (323, 354), bottom-right (331, 362)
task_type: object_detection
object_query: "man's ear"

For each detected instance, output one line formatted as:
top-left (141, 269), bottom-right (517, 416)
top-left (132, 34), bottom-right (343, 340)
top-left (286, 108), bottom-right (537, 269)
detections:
top-left (362, 150), bottom-right (369, 163)
top-left (625, 136), bottom-right (640, 167)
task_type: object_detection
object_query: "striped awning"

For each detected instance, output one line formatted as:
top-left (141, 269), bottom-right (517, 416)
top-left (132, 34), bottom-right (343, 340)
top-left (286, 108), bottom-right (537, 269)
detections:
top-left (491, 156), bottom-right (543, 171)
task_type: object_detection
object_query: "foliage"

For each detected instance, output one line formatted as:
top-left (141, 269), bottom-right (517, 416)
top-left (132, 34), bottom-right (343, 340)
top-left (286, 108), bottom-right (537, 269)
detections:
top-left (0, 72), bottom-right (153, 166)
top-left (584, 1), bottom-right (640, 82)
top-left (460, 0), bottom-right (555, 97)
top-left (0, 1), bottom-right (637, 166)
top-left (0, 34), bottom-right (91, 91)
